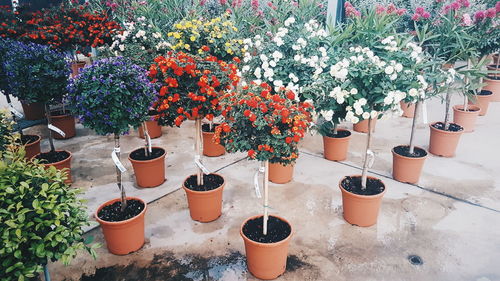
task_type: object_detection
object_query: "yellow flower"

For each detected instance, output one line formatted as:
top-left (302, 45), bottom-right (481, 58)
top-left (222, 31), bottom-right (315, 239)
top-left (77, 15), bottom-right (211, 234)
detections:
top-left (173, 32), bottom-right (181, 39)
top-left (184, 44), bottom-right (190, 49)
top-left (225, 42), bottom-right (230, 47)
top-left (233, 27), bottom-right (238, 32)
top-left (175, 23), bottom-right (183, 29)
top-left (227, 48), bottom-right (233, 54)
top-left (190, 36), bottom-right (196, 41)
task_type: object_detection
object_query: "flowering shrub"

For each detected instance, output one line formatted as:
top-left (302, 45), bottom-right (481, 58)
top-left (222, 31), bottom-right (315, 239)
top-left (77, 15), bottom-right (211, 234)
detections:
top-left (168, 14), bottom-right (245, 62)
top-left (471, 2), bottom-right (500, 57)
top-left (214, 82), bottom-right (313, 165)
top-left (241, 17), bottom-right (328, 99)
top-left (3, 41), bottom-right (70, 104)
top-left (0, 38), bottom-right (14, 94)
top-left (67, 57), bottom-right (155, 135)
top-left (148, 51), bottom-right (239, 127)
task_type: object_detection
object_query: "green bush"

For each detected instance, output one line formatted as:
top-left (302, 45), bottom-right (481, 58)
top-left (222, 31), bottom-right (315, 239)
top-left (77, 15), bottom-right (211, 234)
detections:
top-left (0, 109), bottom-right (15, 152)
top-left (0, 145), bottom-right (98, 281)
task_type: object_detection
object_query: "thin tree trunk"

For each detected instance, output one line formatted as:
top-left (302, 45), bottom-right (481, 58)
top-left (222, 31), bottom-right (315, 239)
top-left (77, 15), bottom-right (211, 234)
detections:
top-left (496, 52), bottom-right (499, 72)
top-left (463, 59), bottom-right (471, 111)
top-left (142, 121), bottom-right (151, 157)
top-left (114, 134), bottom-right (127, 212)
top-left (45, 103), bottom-right (56, 152)
top-left (408, 101), bottom-right (421, 155)
top-left (195, 118), bottom-right (204, 186)
top-left (332, 122), bottom-right (338, 135)
top-left (444, 90), bottom-right (451, 131)
top-left (263, 160), bottom-right (269, 235)
top-left (361, 117), bottom-right (372, 190)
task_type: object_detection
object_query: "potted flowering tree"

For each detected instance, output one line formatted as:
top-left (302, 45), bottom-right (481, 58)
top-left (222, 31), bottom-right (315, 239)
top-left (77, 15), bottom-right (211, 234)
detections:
top-left (214, 82), bottom-right (312, 280)
top-left (148, 51), bottom-right (238, 222)
top-left (68, 57), bottom-right (156, 255)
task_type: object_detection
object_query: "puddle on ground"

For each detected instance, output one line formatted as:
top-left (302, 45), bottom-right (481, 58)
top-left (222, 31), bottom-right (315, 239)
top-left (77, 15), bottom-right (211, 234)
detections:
top-left (78, 251), bottom-right (308, 281)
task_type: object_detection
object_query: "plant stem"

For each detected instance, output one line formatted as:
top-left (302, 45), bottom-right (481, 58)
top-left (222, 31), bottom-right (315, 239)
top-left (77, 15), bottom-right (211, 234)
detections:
top-left (263, 160), bottom-right (269, 236)
top-left (360, 117), bottom-right (372, 190)
top-left (463, 59), bottom-right (471, 111)
top-left (444, 89), bottom-right (451, 131)
top-left (332, 122), bottom-right (338, 135)
top-left (195, 118), bottom-right (204, 186)
top-left (43, 264), bottom-right (51, 281)
top-left (408, 101), bottom-right (421, 155)
top-left (114, 134), bottom-right (127, 212)
top-left (45, 103), bottom-right (55, 152)
top-left (142, 121), bottom-right (151, 157)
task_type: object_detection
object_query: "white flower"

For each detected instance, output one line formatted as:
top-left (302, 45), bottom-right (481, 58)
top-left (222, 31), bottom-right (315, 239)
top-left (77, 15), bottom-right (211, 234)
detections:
top-left (269, 60), bottom-right (277, 67)
top-left (350, 88), bottom-right (358, 95)
top-left (297, 38), bottom-right (307, 47)
top-left (355, 107), bottom-right (363, 115)
top-left (254, 67), bottom-right (262, 79)
top-left (284, 17), bottom-right (296, 26)
top-left (288, 73), bottom-right (299, 83)
top-left (294, 54), bottom-right (301, 61)
top-left (384, 96), bottom-right (393, 105)
top-left (242, 65), bottom-right (250, 73)
top-left (263, 68), bottom-right (274, 78)
top-left (273, 80), bottom-right (283, 88)
top-left (119, 44), bottom-right (125, 51)
top-left (243, 38), bottom-right (252, 44)
top-left (395, 63), bottom-right (403, 72)
top-left (274, 37), bottom-right (284, 46)
top-left (337, 96), bottom-right (345, 104)
top-left (362, 112), bottom-right (370, 120)
top-left (358, 98), bottom-right (367, 106)
top-left (260, 54), bottom-right (268, 61)
top-left (272, 51), bottom-right (283, 60)
top-left (366, 51), bottom-right (374, 58)
top-left (409, 88), bottom-right (418, 96)
top-left (390, 74), bottom-right (397, 80)
top-left (352, 116), bottom-right (360, 124)
top-left (335, 68), bottom-right (348, 81)
top-left (321, 110), bottom-right (334, 121)
top-left (385, 66), bottom-right (394, 75)
top-left (255, 40), bottom-right (261, 48)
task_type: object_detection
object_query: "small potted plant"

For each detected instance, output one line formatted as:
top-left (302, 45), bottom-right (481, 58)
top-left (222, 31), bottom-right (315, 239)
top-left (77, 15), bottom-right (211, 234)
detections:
top-left (4, 41), bottom-right (74, 181)
top-left (0, 140), bottom-right (98, 281)
top-left (148, 51), bottom-right (239, 222)
top-left (214, 82), bottom-right (312, 279)
top-left (68, 57), bottom-right (156, 254)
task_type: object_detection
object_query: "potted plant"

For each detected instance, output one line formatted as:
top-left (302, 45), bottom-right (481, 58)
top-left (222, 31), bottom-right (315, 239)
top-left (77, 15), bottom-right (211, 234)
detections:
top-left (148, 51), bottom-right (239, 221)
top-left (4, 41), bottom-right (75, 181)
top-left (0, 140), bottom-right (98, 281)
top-left (214, 82), bottom-right (312, 279)
top-left (68, 57), bottom-right (156, 254)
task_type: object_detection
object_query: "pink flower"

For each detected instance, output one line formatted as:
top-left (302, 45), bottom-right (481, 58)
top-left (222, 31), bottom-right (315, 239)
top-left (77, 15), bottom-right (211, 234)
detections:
top-left (496, 1), bottom-right (500, 13)
top-left (486, 7), bottom-right (496, 18)
top-left (345, 2), bottom-right (361, 17)
top-left (451, 2), bottom-right (461, 10)
top-left (251, 0), bottom-right (259, 10)
top-left (422, 12), bottom-right (431, 19)
top-left (396, 8), bottom-right (407, 16)
top-left (474, 10), bottom-right (485, 22)
top-left (200, 0), bottom-right (207, 6)
top-left (416, 7), bottom-right (425, 14)
top-left (462, 13), bottom-right (472, 26)
top-left (459, 0), bottom-right (470, 8)
top-left (219, 0), bottom-right (227, 5)
top-left (387, 3), bottom-right (396, 14)
top-left (412, 13), bottom-right (421, 21)
top-left (376, 5), bottom-right (385, 14)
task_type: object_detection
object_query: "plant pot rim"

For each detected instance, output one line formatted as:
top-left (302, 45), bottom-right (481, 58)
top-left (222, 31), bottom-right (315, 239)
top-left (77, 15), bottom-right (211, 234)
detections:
top-left (485, 76), bottom-right (500, 81)
top-left (429, 122), bottom-right (463, 134)
top-left (128, 147), bottom-right (166, 163)
top-left (338, 175), bottom-right (387, 199)
top-left (182, 173), bottom-right (225, 195)
top-left (34, 150), bottom-right (72, 164)
top-left (95, 196), bottom-right (147, 225)
top-left (477, 90), bottom-right (493, 96)
top-left (72, 61), bottom-right (86, 65)
top-left (22, 134), bottom-right (41, 145)
top-left (453, 104), bottom-right (480, 113)
top-left (50, 110), bottom-right (73, 118)
top-left (240, 214), bottom-right (293, 247)
top-left (322, 128), bottom-right (352, 139)
top-left (391, 145), bottom-right (428, 159)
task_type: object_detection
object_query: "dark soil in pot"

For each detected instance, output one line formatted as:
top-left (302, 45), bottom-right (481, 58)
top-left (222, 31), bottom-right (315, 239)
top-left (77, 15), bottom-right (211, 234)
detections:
top-left (185, 174), bottom-right (224, 191)
top-left (147, 109), bottom-right (158, 116)
top-left (50, 110), bottom-right (71, 116)
top-left (432, 122), bottom-right (463, 132)
top-left (478, 90), bottom-right (493, 96)
top-left (35, 150), bottom-right (70, 164)
top-left (130, 147), bottom-right (165, 161)
top-left (394, 145), bottom-right (427, 158)
top-left (202, 123), bottom-right (219, 133)
top-left (97, 199), bottom-right (145, 222)
top-left (341, 176), bottom-right (385, 196)
top-left (20, 135), bottom-right (39, 145)
top-left (243, 215), bottom-right (291, 243)
top-left (486, 75), bottom-right (500, 80)
top-left (325, 130), bottom-right (351, 138)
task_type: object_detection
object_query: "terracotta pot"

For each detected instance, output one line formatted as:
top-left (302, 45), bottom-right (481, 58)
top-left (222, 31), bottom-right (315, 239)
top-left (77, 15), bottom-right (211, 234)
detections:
top-left (128, 147), bottom-right (166, 188)
top-left (240, 215), bottom-right (293, 280)
top-left (36, 150), bottom-right (72, 184)
top-left (202, 130), bottom-right (225, 157)
top-left (50, 111), bottom-right (76, 139)
top-left (483, 77), bottom-right (500, 102)
top-left (353, 118), bottom-right (377, 133)
top-left (400, 101), bottom-right (416, 118)
top-left (138, 120), bottom-right (162, 139)
top-left (95, 197), bottom-right (147, 255)
top-left (453, 105), bottom-right (480, 133)
top-left (428, 122), bottom-right (463, 157)
top-left (392, 146), bottom-right (427, 184)
top-left (182, 174), bottom-right (224, 222)
top-left (23, 135), bottom-right (41, 159)
top-left (21, 102), bottom-right (45, 120)
top-left (339, 175), bottom-right (386, 227)
top-left (322, 129), bottom-right (351, 161)
top-left (268, 162), bottom-right (294, 184)
top-left (71, 61), bottom-right (86, 77)
top-left (468, 90), bottom-right (492, 116)
top-left (487, 65), bottom-right (499, 79)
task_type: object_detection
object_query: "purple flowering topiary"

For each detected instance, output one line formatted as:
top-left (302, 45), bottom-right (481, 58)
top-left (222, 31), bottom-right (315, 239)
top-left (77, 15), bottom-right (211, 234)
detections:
top-left (67, 57), bottom-right (156, 135)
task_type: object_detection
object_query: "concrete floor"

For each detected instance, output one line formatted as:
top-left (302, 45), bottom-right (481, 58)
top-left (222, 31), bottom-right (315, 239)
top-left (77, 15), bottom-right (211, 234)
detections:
top-left (2, 93), bottom-right (500, 281)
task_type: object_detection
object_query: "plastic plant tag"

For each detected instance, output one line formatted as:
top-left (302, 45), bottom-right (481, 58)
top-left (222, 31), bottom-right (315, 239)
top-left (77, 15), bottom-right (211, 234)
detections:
top-left (48, 124), bottom-right (66, 137)
top-left (253, 167), bottom-right (265, 199)
top-left (111, 150), bottom-right (126, 173)
top-left (9, 104), bottom-right (24, 119)
top-left (367, 149), bottom-right (375, 168)
top-left (194, 155), bottom-right (210, 174)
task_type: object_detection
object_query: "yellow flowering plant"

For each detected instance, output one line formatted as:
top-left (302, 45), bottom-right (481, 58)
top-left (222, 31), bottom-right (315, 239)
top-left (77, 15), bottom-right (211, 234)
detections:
top-left (168, 14), bottom-right (245, 62)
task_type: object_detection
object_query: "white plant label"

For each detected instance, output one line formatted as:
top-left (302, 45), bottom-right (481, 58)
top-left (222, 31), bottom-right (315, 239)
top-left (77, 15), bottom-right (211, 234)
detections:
top-left (367, 149), bottom-right (375, 168)
top-left (111, 150), bottom-right (126, 173)
top-left (114, 147), bottom-right (120, 153)
top-left (253, 169), bottom-right (262, 199)
top-left (194, 155), bottom-right (210, 174)
top-left (48, 124), bottom-right (66, 137)
top-left (8, 104), bottom-right (24, 119)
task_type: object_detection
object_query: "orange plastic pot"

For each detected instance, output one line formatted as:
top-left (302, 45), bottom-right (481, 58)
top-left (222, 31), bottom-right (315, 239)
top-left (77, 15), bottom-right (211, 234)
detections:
top-left (468, 91), bottom-right (492, 116)
top-left (95, 197), bottom-right (147, 255)
top-left (353, 118), bottom-right (377, 133)
top-left (182, 174), bottom-right (224, 222)
top-left (138, 120), bottom-right (162, 139)
top-left (23, 135), bottom-right (41, 159)
top-left (400, 101), bottom-right (416, 118)
top-left (268, 162), bottom-right (294, 184)
top-left (339, 175), bottom-right (386, 227)
top-left (36, 150), bottom-right (72, 184)
top-left (21, 102), bottom-right (45, 120)
top-left (50, 111), bottom-right (76, 139)
top-left (202, 131), bottom-right (225, 157)
top-left (128, 147), bottom-right (166, 188)
top-left (392, 146), bottom-right (427, 184)
top-left (453, 105), bottom-right (480, 133)
top-left (428, 122), bottom-right (463, 157)
top-left (322, 129), bottom-right (351, 161)
top-left (71, 61), bottom-right (86, 77)
top-left (240, 215), bottom-right (293, 280)
top-left (483, 77), bottom-right (500, 102)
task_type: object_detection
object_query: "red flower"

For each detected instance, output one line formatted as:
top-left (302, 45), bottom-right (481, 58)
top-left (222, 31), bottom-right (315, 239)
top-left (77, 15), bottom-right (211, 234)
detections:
top-left (248, 149), bottom-right (256, 158)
